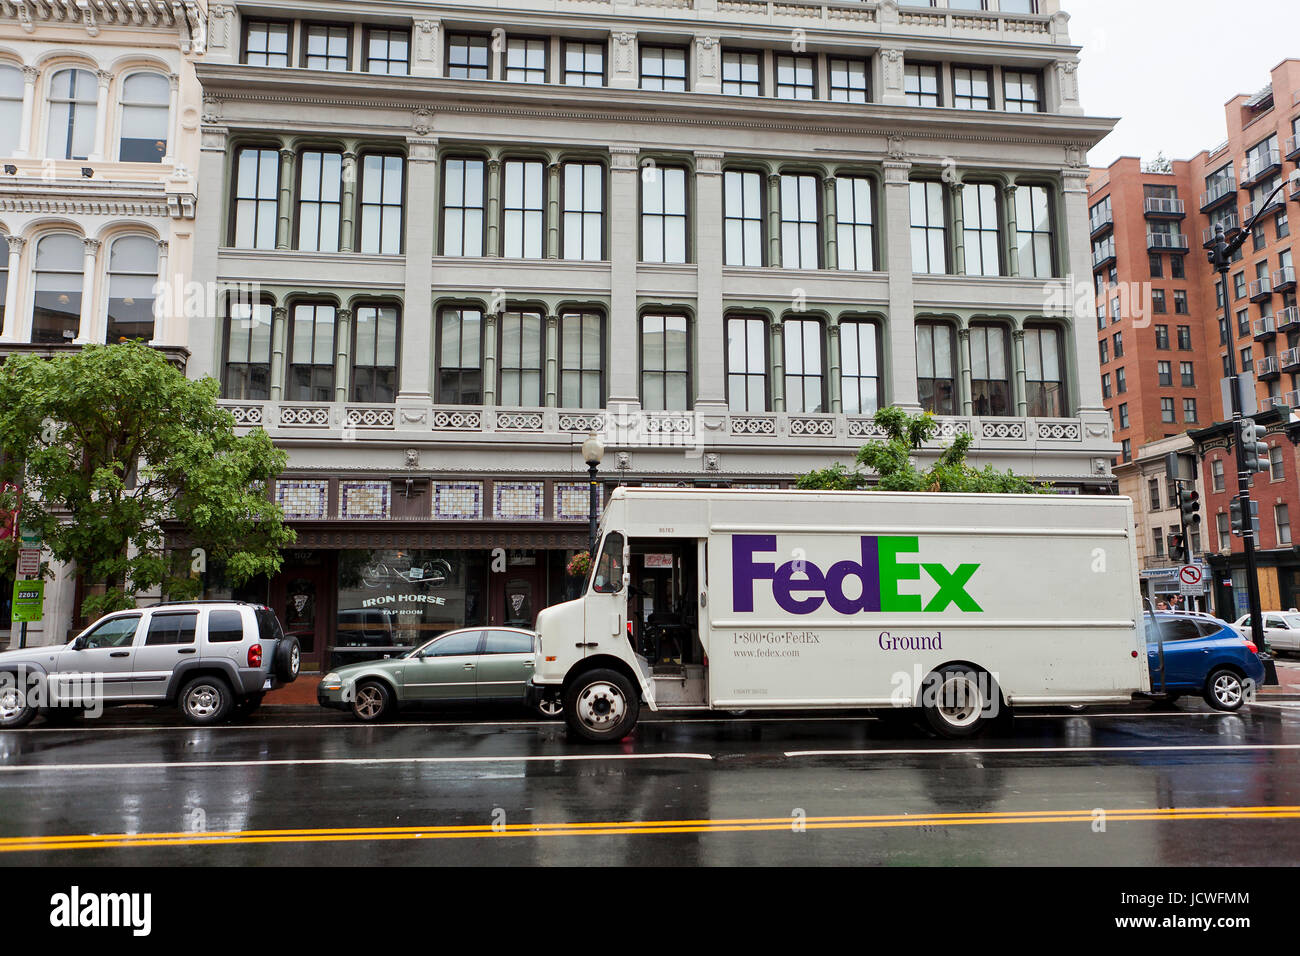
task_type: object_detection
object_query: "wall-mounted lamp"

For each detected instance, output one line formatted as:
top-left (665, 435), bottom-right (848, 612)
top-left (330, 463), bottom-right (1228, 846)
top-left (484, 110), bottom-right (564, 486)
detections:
top-left (80, 167), bottom-right (94, 178)
top-left (3, 165), bottom-right (15, 175)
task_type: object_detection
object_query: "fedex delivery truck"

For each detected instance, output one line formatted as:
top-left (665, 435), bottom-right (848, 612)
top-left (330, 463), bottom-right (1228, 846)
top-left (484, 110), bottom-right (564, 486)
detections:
top-left (527, 488), bottom-right (1149, 740)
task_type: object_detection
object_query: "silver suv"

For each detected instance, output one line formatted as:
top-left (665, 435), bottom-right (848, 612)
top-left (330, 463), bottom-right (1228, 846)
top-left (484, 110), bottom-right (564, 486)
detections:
top-left (0, 601), bottom-right (300, 728)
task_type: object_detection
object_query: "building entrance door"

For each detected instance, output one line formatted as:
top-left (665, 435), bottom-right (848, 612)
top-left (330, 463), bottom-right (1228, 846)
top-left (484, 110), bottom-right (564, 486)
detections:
top-left (271, 552), bottom-right (333, 673)
top-left (490, 551), bottom-right (545, 629)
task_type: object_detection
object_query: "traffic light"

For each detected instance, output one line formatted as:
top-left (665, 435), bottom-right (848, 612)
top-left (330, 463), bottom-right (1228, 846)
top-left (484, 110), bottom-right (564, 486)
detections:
top-left (1229, 496), bottom-right (1260, 536)
top-left (1177, 487), bottom-right (1202, 528)
top-left (1239, 419), bottom-right (1270, 473)
top-left (1167, 532), bottom-right (1186, 563)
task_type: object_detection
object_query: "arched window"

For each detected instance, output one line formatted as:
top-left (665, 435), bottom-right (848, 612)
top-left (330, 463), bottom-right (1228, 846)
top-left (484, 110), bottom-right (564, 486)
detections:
top-left (0, 66), bottom-right (24, 157)
top-left (968, 322), bottom-right (1012, 416)
top-left (119, 72), bottom-right (169, 163)
top-left (288, 302), bottom-right (337, 401)
top-left (0, 234), bottom-right (10, 335)
top-left (32, 234), bottom-right (84, 343)
top-left (223, 298), bottom-right (274, 400)
top-left (105, 235), bottom-right (158, 342)
top-left (352, 304), bottom-right (399, 404)
top-left (839, 319), bottom-right (881, 415)
top-left (47, 68), bottom-right (97, 160)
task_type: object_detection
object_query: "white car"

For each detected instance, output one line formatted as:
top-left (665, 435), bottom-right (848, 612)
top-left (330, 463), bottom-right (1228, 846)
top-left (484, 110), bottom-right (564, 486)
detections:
top-left (1234, 612), bottom-right (1300, 653)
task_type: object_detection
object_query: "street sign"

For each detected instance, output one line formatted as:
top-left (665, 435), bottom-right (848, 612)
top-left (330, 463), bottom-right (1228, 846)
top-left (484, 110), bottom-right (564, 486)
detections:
top-left (11, 579), bottom-right (44, 623)
top-left (16, 548), bottom-right (40, 577)
top-left (18, 526), bottom-right (40, 549)
top-left (1178, 564), bottom-right (1205, 595)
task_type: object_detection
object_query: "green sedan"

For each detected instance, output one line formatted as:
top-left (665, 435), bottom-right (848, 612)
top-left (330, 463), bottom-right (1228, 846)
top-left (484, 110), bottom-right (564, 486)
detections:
top-left (318, 627), bottom-right (555, 721)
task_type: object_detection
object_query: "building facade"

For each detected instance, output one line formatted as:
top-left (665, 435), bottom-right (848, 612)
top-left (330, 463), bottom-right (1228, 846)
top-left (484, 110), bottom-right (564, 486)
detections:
top-left (0, 0), bottom-right (206, 649)
top-left (1088, 60), bottom-right (1300, 621)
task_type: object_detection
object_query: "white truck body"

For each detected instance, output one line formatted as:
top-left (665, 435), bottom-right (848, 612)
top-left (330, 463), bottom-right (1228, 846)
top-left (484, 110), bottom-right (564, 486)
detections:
top-left (531, 488), bottom-right (1149, 737)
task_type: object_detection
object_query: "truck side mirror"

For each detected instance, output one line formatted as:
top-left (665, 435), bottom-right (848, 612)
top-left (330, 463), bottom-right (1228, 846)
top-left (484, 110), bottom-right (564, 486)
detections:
top-left (622, 572), bottom-right (631, 588)
top-left (71, 637), bottom-right (86, 651)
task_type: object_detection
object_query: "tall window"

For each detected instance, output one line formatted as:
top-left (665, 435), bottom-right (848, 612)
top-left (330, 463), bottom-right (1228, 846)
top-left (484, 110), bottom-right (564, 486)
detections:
top-left (1015, 185), bottom-right (1055, 278)
top-left (223, 299), bottom-right (273, 400)
top-left (0, 234), bottom-right (8, 334)
top-left (232, 147), bottom-right (280, 249)
top-left (506, 38), bottom-right (547, 83)
top-left (641, 165), bottom-right (687, 264)
top-left (641, 313), bottom-right (690, 411)
top-left (724, 170), bottom-right (764, 267)
top-left (360, 154), bottom-right (404, 254)
top-left (953, 67), bottom-right (991, 110)
top-left (840, 320), bottom-right (880, 415)
top-left (0, 66), bottom-right (22, 156)
top-left (1154, 324), bottom-right (1169, 349)
top-left (365, 29), bottom-right (410, 75)
top-left (503, 159), bottom-right (545, 259)
top-left (828, 58), bottom-right (869, 103)
top-left (910, 181), bottom-right (947, 275)
top-left (1270, 445), bottom-right (1285, 481)
top-left (287, 303), bottom-right (336, 402)
top-left (727, 315), bottom-right (767, 412)
top-left (962, 183), bottom-right (1001, 277)
top-left (105, 236), bottom-right (158, 343)
top-left (783, 317), bottom-right (824, 413)
top-left (442, 157), bottom-right (485, 257)
top-left (1278, 505), bottom-right (1292, 547)
top-left (640, 46), bottom-right (687, 91)
top-left (560, 311), bottom-right (604, 408)
top-left (244, 21), bottom-right (291, 66)
top-left (968, 324), bottom-right (1011, 416)
top-left (1003, 70), bottom-right (1041, 112)
top-left (1183, 398), bottom-right (1198, 423)
top-left (118, 73), bottom-right (169, 163)
top-left (447, 35), bottom-right (490, 79)
top-left (437, 307), bottom-right (483, 405)
top-left (904, 63), bottom-right (939, 107)
top-left (352, 305), bottom-right (399, 403)
top-left (916, 322), bottom-right (956, 415)
top-left (775, 55), bottom-right (814, 100)
top-left (780, 174), bottom-right (820, 269)
top-left (31, 234), bottom-right (83, 343)
top-left (722, 51), bottom-right (760, 96)
top-left (1160, 397), bottom-right (1175, 423)
top-left (304, 24), bottom-right (349, 71)
top-left (296, 150), bottom-right (343, 252)
top-left (1024, 326), bottom-right (1065, 417)
top-left (836, 176), bottom-right (875, 271)
top-left (498, 310), bottom-right (544, 406)
top-left (1180, 362), bottom-right (1194, 387)
top-left (562, 162), bottom-right (604, 260)
top-left (564, 42), bottom-right (604, 86)
top-left (1212, 459), bottom-right (1225, 493)
top-left (46, 69), bottom-right (97, 160)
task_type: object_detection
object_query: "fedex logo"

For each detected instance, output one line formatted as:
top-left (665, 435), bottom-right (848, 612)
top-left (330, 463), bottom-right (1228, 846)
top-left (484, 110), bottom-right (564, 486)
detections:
top-left (732, 535), bottom-right (981, 615)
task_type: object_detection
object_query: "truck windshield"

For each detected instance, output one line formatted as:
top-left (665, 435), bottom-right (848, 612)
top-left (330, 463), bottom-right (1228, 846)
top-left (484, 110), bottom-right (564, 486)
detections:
top-left (592, 532), bottom-right (625, 593)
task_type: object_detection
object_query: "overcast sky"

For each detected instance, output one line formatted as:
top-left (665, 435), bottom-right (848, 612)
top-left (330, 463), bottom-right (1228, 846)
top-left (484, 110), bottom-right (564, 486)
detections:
top-left (1069, 0), bottom-right (1295, 167)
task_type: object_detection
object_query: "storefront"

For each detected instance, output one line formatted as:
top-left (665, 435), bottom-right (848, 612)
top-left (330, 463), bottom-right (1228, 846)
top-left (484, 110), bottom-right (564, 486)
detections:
top-left (1206, 550), bottom-right (1300, 623)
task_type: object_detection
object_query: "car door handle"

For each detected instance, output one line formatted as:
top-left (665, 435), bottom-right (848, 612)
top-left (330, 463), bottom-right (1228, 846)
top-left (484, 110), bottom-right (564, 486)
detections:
top-left (109, 651), bottom-right (129, 658)
top-left (463, 663), bottom-right (475, 669)
top-left (178, 648), bottom-right (197, 654)
top-left (523, 661), bottom-right (534, 667)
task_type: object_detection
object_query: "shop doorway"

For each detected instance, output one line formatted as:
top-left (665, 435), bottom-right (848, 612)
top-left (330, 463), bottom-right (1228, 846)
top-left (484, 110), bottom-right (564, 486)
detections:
top-left (270, 552), bottom-right (334, 672)
top-left (490, 550), bottom-right (546, 628)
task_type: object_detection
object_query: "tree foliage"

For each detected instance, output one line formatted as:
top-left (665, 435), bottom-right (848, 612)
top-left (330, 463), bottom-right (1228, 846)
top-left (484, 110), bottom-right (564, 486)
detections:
top-left (796, 406), bottom-right (1050, 495)
top-left (0, 342), bottom-right (294, 621)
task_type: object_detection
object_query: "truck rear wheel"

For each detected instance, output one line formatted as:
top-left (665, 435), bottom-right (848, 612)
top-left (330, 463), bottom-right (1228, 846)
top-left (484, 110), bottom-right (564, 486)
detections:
top-left (920, 665), bottom-right (1000, 739)
top-left (564, 669), bottom-right (639, 742)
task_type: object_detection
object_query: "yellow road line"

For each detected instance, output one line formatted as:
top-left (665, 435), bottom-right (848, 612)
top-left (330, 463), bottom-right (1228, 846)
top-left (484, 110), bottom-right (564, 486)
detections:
top-left (1, 805), bottom-right (1297, 853)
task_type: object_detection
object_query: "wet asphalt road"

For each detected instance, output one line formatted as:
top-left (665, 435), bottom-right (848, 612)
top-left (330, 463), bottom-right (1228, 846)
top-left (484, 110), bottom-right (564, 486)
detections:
top-left (1, 699), bottom-right (1298, 865)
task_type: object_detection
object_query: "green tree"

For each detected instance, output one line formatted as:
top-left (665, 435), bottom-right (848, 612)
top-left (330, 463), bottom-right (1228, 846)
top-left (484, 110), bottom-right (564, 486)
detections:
top-left (796, 406), bottom-right (1049, 494)
top-left (0, 341), bottom-right (294, 622)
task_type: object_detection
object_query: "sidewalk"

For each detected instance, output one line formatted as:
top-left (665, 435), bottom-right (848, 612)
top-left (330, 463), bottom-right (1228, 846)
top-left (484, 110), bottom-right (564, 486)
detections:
top-left (264, 675), bottom-right (322, 707)
top-left (1258, 657), bottom-right (1300, 699)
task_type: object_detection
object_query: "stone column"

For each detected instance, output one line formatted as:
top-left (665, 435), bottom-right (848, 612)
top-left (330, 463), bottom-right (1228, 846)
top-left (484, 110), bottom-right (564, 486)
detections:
top-left (397, 136), bottom-right (439, 418)
top-left (340, 150), bottom-right (358, 251)
top-left (767, 172), bottom-right (781, 268)
top-left (545, 313), bottom-right (559, 406)
top-left (879, 49), bottom-right (906, 107)
top-left (189, 124), bottom-right (228, 378)
top-left (0, 236), bottom-right (24, 341)
top-left (73, 238), bottom-right (100, 344)
top-left (15, 66), bottom-right (37, 157)
top-left (151, 239), bottom-right (169, 346)
top-left (162, 73), bottom-right (180, 165)
top-left (610, 32), bottom-right (638, 90)
top-left (608, 146), bottom-right (640, 406)
top-left (485, 157), bottom-right (501, 257)
top-left (1012, 326), bottom-right (1028, 417)
top-left (276, 147), bottom-right (295, 250)
top-left (334, 308), bottom-right (352, 404)
top-left (694, 150), bottom-right (727, 406)
top-left (693, 35), bottom-right (720, 94)
top-left (546, 160), bottom-right (561, 259)
top-left (270, 306), bottom-right (288, 401)
top-left (949, 182), bottom-right (966, 276)
top-left (882, 159), bottom-right (920, 409)
top-left (1003, 182), bottom-right (1021, 277)
top-left (1061, 167), bottom-right (1104, 413)
top-left (823, 176), bottom-right (839, 271)
top-left (827, 319), bottom-right (842, 413)
top-left (771, 319), bottom-right (785, 412)
top-left (958, 324), bottom-right (973, 415)
top-left (89, 71), bottom-right (111, 161)
top-left (412, 20), bottom-right (441, 77)
top-left (483, 310), bottom-right (498, 406)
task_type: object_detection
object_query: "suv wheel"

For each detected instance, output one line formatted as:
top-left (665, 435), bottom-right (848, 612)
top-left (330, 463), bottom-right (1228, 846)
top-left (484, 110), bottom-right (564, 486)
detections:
top-left (1204, 668), bottom-right (1246, 712)
top-left (179, 676), bottom-right (234, 725)
top-left (0, 680), bottom-right (37, 729)
top-left (273, 637), bottom-right (301, 683)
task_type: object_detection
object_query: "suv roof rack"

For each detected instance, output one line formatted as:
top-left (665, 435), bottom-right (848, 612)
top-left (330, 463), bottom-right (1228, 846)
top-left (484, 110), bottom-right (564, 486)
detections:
top-left (143, 600), bottom-right (267, 608)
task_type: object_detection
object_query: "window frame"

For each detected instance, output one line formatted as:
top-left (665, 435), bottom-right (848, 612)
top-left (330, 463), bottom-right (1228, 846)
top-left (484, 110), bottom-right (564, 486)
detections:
top-left (724, 167), bottom-right (765, 268)
top-left (639, 45), bottom-right (689, 92)
top-left (358, 151), bottom-right (406, 255)
top-left (915, 320), bottom-right (957, 416)
top-left (221, 296), bottom-right (276, 400)
top-left (967, 322), bottom-right (1013, 417)
top-left (560, 159), bottom-right (606, 261)
top-left (904, 62), bottom-right (941, 107)
top-left (229, 144), bottom-right (282, 250)
top-left (562, 40), bottom-right (606, 87)
top-left (640, 312), bottom-right (693, 412)
top-left (350, 301), bottom-right (401, 405)
top-left (1023, 324), bottom-right (1067, 418)
top-left (243, 19), bottom-right (293, 67)
top-left (838, 318), bottom-right (882, 416)
top-left (952, 65), bottom-right (993, 110)
top-left (496, 307), bottom-right (546, 407)
top-left (779, 171), bottom-right (822, 269)
top-left (558, 309), bottom-right (606, 409)
top-left (300, 21), bottom-right (353, 72)
top-left (440, 155), bottom-right (487, 257)
top-left (725, 313), bottom-right (770, 413)
top-left (640, 163), bottom-right (689, 265)
top-left (721, 49), bottom-right (762, 96)
top-left (116, 70), bottom-right (171, 164)
top-left (782, 315), bottom-right (826, 414)
top-left (363, 26), bottom-right (411, 76)
top-left (294, 148), bottom-right (344, 253)
top-left (501, 157), bottom-right (547, 259)
top-left (827, 56), bottom-right (869, 103)
top-left (436, 305), bottom-right (486, 406)
top-left (446, 33), bottom-right (492, 80)
top-left (504, 35), bottom-right (549, 84)
top-left (285, 300), bottom-right (339, 402)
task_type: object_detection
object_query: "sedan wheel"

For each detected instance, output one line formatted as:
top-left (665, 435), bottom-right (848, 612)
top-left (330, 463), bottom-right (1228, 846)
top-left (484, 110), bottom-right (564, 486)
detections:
top-left (351, 681), bottom-right (393, 722)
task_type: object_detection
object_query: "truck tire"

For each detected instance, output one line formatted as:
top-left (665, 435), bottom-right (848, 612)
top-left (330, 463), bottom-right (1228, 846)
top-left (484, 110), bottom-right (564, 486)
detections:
top-left (920, 665), bottom-right (1000, 739)
top-left (179, 676), bottom-right (234, 725)
top-left (273, 637), bottom-right (301, 683)
top-left (564, 668), bottom-right (639, 742)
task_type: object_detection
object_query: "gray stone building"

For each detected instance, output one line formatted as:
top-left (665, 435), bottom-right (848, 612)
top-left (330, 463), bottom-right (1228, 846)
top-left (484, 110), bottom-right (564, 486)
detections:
top-left (190, 0), bottom-right (1116, 669)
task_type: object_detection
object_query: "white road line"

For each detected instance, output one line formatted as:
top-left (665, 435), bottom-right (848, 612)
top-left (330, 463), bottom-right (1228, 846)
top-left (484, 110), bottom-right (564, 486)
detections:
top-left (0, 752), bottom-right (717, 773)
top-left (785, 744), bottom-right (1300, 758)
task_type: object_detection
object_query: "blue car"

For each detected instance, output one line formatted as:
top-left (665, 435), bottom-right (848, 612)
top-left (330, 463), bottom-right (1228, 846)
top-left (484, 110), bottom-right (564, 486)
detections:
top-left (1143, 613), bottom-right (1267, 711)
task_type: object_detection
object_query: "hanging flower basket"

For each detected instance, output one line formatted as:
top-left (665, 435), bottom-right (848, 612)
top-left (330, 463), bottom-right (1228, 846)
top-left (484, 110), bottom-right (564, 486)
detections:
top-left (566, 551), bottom-right (591, 578)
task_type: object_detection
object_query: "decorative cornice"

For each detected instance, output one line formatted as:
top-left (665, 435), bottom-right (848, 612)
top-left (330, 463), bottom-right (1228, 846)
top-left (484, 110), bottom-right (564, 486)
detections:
top-left (0, 195), bottom-right (169, 218)
top-left (0, 0), bottom-right (207, 52)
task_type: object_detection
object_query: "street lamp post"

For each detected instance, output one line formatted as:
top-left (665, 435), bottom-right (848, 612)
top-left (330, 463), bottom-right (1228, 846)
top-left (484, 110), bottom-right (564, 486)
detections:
top-left (1207, 171), bottom-right (1299, 651)
top-left (581, 432), bottom-right (604, 559)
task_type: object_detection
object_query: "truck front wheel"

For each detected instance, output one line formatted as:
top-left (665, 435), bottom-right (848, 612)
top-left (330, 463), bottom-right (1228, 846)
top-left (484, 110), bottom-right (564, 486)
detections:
top-left (920, 665), bottom-right (1001, 739)
top-left (564, 669), bottom-right (639, 742)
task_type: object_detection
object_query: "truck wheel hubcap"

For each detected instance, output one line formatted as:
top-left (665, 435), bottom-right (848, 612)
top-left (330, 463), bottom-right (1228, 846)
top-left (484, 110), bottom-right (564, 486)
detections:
top-left (935, 674), bottom-right (983, 727)
top-left (577, 682), bottom-right (624, 728)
